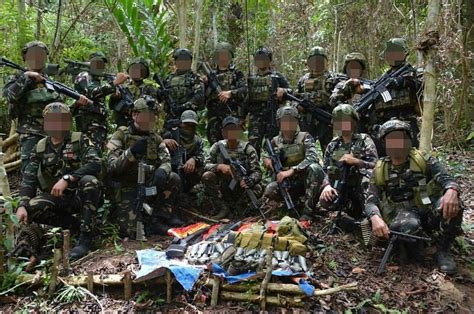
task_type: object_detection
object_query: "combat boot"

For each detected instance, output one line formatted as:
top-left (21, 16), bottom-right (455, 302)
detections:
top-left (70, 232), bottom-right (92, 260)
top-left (436, 238), bottom-right (457, 274)
top-left (212, 200), bottom-right (230, 220)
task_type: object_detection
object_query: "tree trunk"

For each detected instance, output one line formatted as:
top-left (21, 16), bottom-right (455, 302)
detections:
top-left (176, 0), bottom-right (187, 47)
top-left (191, 0), bottom-right (204, 71)
top-left (460, 0), bottom-right (474, 126)
top-left (418, 0), bottom-right (440, 153)
top-left (36, 0), bottom-right (43, 40)
top-left (52, 0), bottom-right (63, 57)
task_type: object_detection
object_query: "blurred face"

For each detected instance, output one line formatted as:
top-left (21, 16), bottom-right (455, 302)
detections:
top-left (280, 116), bottom-right (298, 133)
top-left (333, 117), bottom-right (354, 137)
top-left (307, 55), bottom-right (326, 73)
top-left (346, 61), bottom-right (363, 78)
top-left (43, 112), bottom-right (72, 138)
top-left (90, 58), bottom-right (106, 75)
top-left (133, 111), bottom-right (156, 131)
top-left (254, 54), bottom-right (271, 69)
top-left (215, 51), bottom-right (231, 69)
top-left (24, 47), bottom-right (47, 71)
top-left (175, 56), bottom-right (192, 71)
top-left (384, 131), bottom-right (412, 159)
top-left (222, 125), bottom-right (242, 141)
top-left (128, 63), bottom-right (147, 81)
top-left (384, 49), bottom-right (406, 67)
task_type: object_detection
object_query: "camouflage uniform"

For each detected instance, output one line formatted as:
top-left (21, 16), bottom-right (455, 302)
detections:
top-left (3, 41), bottom-right (62, 173)
top-left (262, 107), bottom-right (325, 214)
top-left (18, 105), bottom-right (101, 236)
top-left (365, 120), bottom-right (462, 273)
top-left (329, 52), bottom-right (373, 106)
top-left (202, 138), bottom-right (263, 218)
top-left (107, 112), bottom-right (180, 237)
top-left (205, 42), bottom-right (247, 144)
top-left (74, 52), bottom-right (116, 150)
top-left (361, 39), bottom-right (422, 152)
top-left (244, 48), bottom-right (291, 157)
top-left (109, 58), bottom-right (158, 127)
top-left (162, 48), bottom-right (205, 122)
top-left (161, 110), bottom-right (205, 192)
top-left (296, 47), bottom-right (340, 152)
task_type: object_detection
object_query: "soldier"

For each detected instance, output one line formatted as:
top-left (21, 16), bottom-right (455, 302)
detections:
top-left (202, 116), bottom-right (262, 219)
top-left (109, 58), bottom-right (158, 127)
top-left (295, 46), bottom-right (340, 152)
top-left (319, 104), bottom-right (378, 220)
top-left (330, 52), bottom-right (373, 106)
top-left (162, 48), bottom-right (205, 123)
top-left (243, 47), bottom-right (292, 157)
top-left (15, 103), bottom-right (102, 260)
top-left (3, 41), bottom-right (89, 173)
top-left (361, 38), bottom-right (422, 152)
top-left (107, 98), bottom-right (181, 238)
top-left (204, 42), bottom-right (247, 144)
top-left (162, 110), bottom-right (205, 193)
top-left (74, 52), bottom-right (128, 150)
top-left (262, 106), bottom-right (324, 219)
top-left (366, 120), bottom-right (462, 274)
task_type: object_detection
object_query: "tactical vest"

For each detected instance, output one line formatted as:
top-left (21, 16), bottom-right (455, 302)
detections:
top-left (374, 71), bottom-right (415, 115)
top-left (208, 69), bottom-right (236, 102)
top-left (248, 74), bottom-right (274, 103)
top-left (374, 148), bottom-right (442, 210)
top-left (273, 132), bottom-right (307, 168)
top-left (300, 73), bottom-right (333, 107)
top-left (118, 126), bottom-right (161, 163)
top-left (16, 83), bottom-right (60, 120)
top-left (216, 140), bottom-right (252, 167)
top-left (327, 135), bottom-right (366, 185)
top-left (36, 132), bottom-right (83, 191)
top-left (167, 72), bottom-right (195, 105)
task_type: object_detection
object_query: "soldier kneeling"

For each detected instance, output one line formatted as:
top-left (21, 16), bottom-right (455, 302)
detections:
top-left (107, 98), bottom-right (181, 238)
top-left (262, 106), bottom-right (325, 219)
top-left (15, 103), bottom-right (102, 260)
top-left (365, 120), bottom-right (463, 274)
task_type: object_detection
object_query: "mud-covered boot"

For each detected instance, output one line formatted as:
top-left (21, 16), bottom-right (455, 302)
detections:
top-left (212, 201), bottom-right (230, 220)
top-left (70, 232), bottom-right (92, 260)
top-left (436, 238), bottom-right (457, 274)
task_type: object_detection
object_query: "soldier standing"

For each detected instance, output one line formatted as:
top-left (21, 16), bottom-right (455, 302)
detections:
top-left (244, 47), bottom-right (291, 157)
top-left (262, 106), bottom-right (325, 219)
top-left (319, 104), bottom-right (378, 220)
top-left (366, 120), bottom-right (462, 274)
top-left (107, 98), bottom-right (181, 237)
top-left (202, 116), bottom-right (262, 219)
top-left (15, 103), bottom-right (102, 260)
top-left (3, 41), bottom-right (88, 173)
top-left (295, 46), bottom-right (340, 152)
top-left (204, 42), bottom-right (247, 144)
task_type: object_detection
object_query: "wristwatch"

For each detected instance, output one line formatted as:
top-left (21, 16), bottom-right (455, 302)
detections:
top-left (62, 174), bottom-right (72, 183)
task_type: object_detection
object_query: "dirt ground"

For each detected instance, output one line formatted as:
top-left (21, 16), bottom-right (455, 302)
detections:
top-left (1, 150), bottom-right (472, 312)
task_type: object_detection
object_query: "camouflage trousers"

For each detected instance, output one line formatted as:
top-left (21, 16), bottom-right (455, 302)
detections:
top-left (75, 114), bottom-right (107, 153)
top-left (383, 198), bottom-right (464, 242)
top-left (263, 163), bottom-right (325, 211)
top-left (319, 186), bottom-right (366, 219)
top-left (300, 113), bottom-right (332, 152)
top-left (175, 166), bottom-right (203, 193)
top-left (19, 133), bottom-right (44, 174)
top-left (110, 172), bottom-right (181, 238)
top-left (201, 171), bottom-right (263, 216)
top-left (248, 112), bottom-right (279, 158)
top-left (26, 175), bottom-right (101, 233)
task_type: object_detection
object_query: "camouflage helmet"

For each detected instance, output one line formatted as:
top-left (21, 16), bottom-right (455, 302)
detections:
top-left (22, 41), bottom-right (49, 56)
top-left (276, 105), bottom-right (299, 120)
top-left (342, 52), bottom-right (367, 73)
top-left (255, 47), bottom-right (272, 61)
top-left (384, 38), bottom-right (409, 55)
top-left (222, 116), bottom-right (242, 129)
top-left (378, 119), bottom-right (412, 139)
top-left (173, 48), bottom-right (193, 59)
top-left (308, 46), bottom-right (327, 59)
top-left (133, 97), bottom-right (158, 113)
top-left (43, 102), bottom-right (70, 117)
top-left (215, 42), bottom-right (234, 58)
top-left (127, 57), bottom-right (150, 78)
top-left (332, 104), bottom-right (359, 122)
top-left (181, 110), bottom-right (198, 125)
top-left (89, 51), bottom-right (108, 63)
